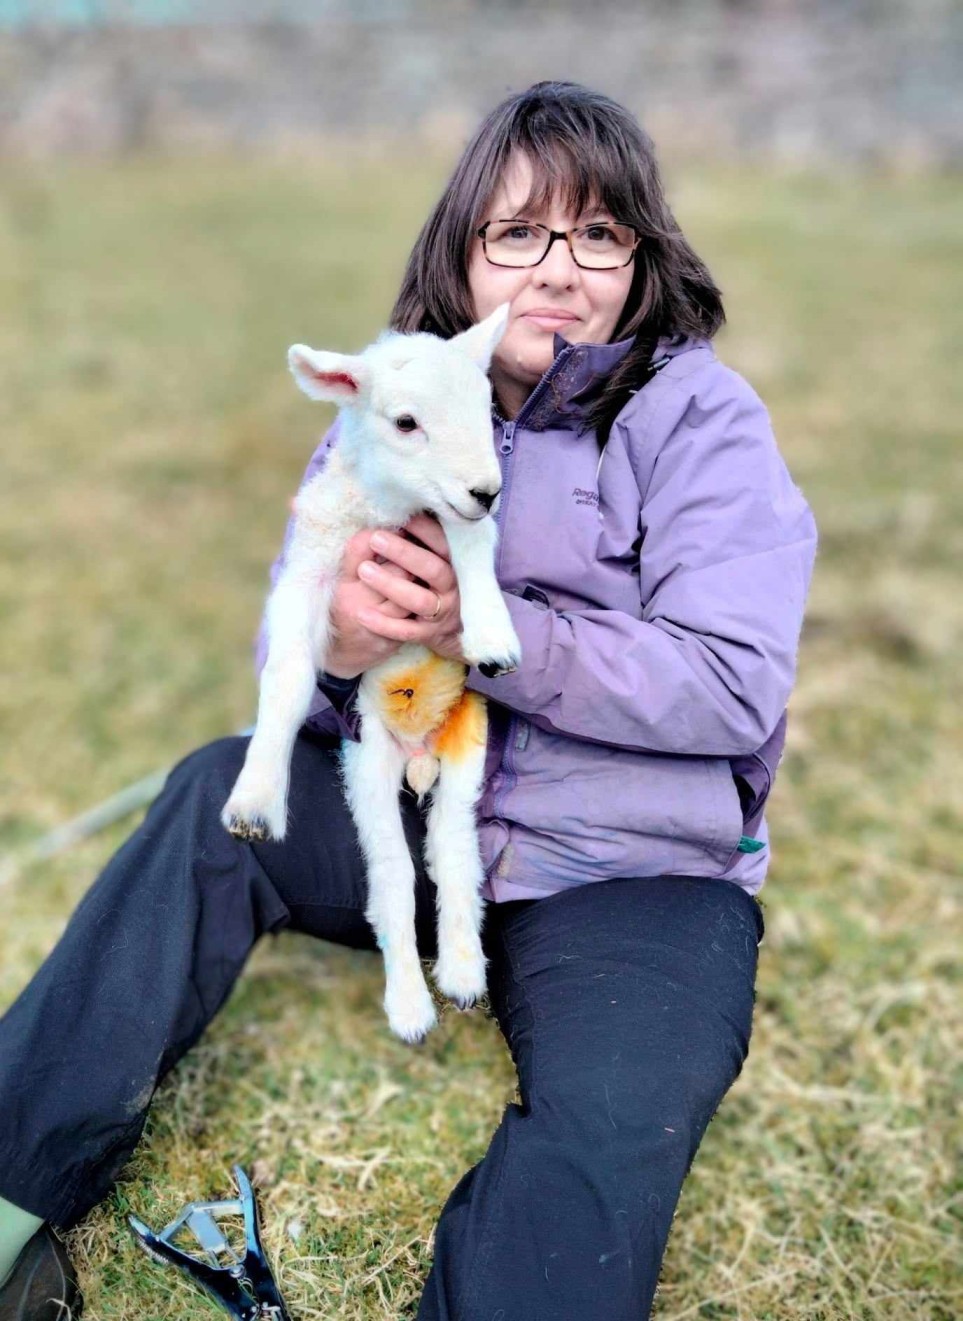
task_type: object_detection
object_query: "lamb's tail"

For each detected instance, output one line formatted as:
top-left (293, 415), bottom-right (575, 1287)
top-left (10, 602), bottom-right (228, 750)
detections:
top-left (405, 751), bottom-right (441, 801)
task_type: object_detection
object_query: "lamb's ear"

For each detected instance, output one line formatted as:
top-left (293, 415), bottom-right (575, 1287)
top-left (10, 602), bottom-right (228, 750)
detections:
top-left (288, 347), bottom-right (371, 403)
top-left (449, 303), bottom-right (510, 372)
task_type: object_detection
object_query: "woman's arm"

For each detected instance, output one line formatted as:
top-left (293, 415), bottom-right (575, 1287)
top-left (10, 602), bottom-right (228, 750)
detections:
top-left (467, 367), bottom-right (818, 756)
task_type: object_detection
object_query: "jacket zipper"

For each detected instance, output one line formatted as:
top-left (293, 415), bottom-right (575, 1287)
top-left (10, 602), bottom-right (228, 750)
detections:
top-left (491, 344), bottom-right (574, 558)
top-left (493, 415), bottom-right (518, 828)
top-left (487, 344), bottom-right (671, 881)
top-left (494, 418), bottom-right (517, 574)
top-left (489, 351), bottom-right (575, 832)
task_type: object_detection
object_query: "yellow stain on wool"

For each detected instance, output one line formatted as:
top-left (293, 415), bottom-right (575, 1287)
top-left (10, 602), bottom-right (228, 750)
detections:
top-left (431, 690), bottom-right (487, 763)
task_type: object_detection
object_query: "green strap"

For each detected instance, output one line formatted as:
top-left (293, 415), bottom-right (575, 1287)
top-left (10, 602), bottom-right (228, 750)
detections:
top-left (737, 835), bottom-right (766, 854)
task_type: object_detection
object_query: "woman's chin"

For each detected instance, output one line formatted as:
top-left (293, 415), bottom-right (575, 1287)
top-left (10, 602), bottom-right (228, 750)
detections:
top-left (504, 340), bottom-right (555, 382)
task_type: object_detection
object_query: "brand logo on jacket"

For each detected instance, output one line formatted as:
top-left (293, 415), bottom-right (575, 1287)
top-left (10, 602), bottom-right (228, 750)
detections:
top-left (573, 487), bottom-right (599, 507)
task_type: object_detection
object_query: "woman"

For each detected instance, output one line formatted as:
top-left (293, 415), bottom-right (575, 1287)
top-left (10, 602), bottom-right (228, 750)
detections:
top-left (0, 81), bottom-right (817, 1319)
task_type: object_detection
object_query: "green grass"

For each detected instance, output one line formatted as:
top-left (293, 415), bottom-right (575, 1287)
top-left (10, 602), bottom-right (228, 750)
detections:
top-left (0, 152), bottom-right (960, 1318)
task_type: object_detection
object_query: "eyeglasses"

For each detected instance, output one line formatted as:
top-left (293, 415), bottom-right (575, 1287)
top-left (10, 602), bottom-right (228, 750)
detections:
top-left (476, 219), bottom-right (641, 270)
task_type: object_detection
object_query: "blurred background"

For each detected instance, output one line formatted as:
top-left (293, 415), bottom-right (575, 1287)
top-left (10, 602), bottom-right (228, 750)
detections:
top-left (1, 0), bottom-right (962, 165)
top-left (1, 2), bottom-right (960, 1318)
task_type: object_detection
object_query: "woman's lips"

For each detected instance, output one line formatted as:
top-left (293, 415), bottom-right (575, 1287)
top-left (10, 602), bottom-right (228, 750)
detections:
top-left (521, 312), bottom-right (579, 330)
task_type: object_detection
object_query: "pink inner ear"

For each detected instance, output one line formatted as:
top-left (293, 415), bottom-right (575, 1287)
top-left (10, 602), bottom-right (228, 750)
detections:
top-left (315, 369), bottom-right (358, 394)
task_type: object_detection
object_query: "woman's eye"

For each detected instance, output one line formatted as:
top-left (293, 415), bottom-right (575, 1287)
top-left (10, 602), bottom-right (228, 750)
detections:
top-left (583, 225), bottom-right (615, 243)
top-left (395, 414), bottom-right (419, 433)
top-left (491, 223), bottom-right (536, 243)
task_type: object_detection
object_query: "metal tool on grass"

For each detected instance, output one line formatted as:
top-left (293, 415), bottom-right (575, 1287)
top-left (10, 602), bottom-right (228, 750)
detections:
top-left (129, 1164), bottom-right (292, 1319)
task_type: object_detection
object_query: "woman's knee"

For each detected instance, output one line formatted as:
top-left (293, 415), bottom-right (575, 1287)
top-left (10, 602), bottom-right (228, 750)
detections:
top-left (164, 733), bottom-right (344, 826)
top-left (165, 735), bottom-right (251, 802)
top-left (89, 736), bottom-right (256, 911)
top-left (82, 737), bottom-right (244, 875)
top-left (520, 994), bottom-right (746, 1179)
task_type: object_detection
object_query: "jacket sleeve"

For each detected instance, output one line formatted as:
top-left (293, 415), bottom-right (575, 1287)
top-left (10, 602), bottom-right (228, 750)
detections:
top-left (253, 414), bottom-right (363, 743)
top-left (466, 366), bottom-right (818, 756)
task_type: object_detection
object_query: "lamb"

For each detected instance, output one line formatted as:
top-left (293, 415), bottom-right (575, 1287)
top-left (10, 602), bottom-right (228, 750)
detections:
top-left (221, 304), bottom-right (521, 1042)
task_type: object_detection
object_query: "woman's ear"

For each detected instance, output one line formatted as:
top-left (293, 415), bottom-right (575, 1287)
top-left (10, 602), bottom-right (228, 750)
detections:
top-left (287, 347), bottom-right (372, 403)
top-left (449, 303), bottom-right (510, 372)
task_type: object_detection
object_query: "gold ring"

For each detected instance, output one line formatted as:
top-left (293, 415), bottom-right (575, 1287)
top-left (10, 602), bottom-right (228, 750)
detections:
top-left (425, 591), bottom-right (442, 621)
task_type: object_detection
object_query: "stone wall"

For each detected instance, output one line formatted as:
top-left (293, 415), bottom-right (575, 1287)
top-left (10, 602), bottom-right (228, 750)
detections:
top-left (1, 1), bottom-right (960, 164)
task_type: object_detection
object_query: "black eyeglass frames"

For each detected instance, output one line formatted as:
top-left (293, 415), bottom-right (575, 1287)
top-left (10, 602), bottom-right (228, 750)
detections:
top-left (476, 219), bottom-right (641, 270)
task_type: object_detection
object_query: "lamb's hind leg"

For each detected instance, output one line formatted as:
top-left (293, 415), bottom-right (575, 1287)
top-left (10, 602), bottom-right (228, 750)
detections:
top-left (425, 697), bottom-right (489, 1008)
top-left (341, 714), bottom-right (437, 1043)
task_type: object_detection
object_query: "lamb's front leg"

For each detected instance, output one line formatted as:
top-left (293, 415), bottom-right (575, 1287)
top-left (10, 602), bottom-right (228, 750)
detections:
top-left (444, 516), bottom-right (521, 678)
top-left (222, 571), bottom-right (333, 840)
top-left (425, 700), bottom-right (489, 1008)
top-left (341, 710), bottom-right (437, 1043)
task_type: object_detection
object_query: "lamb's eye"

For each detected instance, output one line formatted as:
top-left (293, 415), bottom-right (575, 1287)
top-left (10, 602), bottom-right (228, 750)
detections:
top-left (395, 414), bottom-right (419, 434)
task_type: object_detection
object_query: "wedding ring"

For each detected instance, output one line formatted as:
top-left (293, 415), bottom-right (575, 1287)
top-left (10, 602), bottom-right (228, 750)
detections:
top-left (425, 590), bottom-right (442, 620)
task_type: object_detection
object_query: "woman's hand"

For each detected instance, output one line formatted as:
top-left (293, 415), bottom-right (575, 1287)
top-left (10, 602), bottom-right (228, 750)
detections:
top-left (322, 513), bottom-right (466, 678)
top-left (355, 513), bottom-right (467, 663)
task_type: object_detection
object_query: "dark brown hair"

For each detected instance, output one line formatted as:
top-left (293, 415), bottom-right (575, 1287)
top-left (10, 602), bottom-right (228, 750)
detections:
top-left (389, 80), bottom-right (725, 446)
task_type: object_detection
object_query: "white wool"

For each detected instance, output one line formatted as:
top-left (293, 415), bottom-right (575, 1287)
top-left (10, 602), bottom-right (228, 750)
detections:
top-left (222, 305), bottom-right (521, 1041)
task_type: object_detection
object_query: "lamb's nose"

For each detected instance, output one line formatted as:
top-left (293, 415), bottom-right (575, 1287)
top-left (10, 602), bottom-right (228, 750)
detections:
top-left (469, 488), bottom-right (499, 512)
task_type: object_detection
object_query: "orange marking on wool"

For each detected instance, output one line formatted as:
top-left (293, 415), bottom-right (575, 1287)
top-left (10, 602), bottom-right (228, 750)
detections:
top-left (431, 690), bottom-right (487, 763)
top-left (376, 654), bottom-right (466, 740)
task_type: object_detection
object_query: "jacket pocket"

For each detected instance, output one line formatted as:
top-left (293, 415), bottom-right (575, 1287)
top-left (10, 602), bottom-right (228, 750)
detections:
top-left (705, 756), bottom-right (747, 871)
top-left (729, 752), bottom-right (772, 837)
top-left (729, 710), bottom-right (787, 838)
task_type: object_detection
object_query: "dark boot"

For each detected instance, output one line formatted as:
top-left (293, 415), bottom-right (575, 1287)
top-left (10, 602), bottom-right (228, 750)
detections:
top-left (0, 1226), bottom-right (82, 1320)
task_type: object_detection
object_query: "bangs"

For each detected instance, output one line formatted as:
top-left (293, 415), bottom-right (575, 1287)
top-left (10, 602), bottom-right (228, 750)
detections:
top-left (482, 113), bottom-right (655, 233)
top-left (523, 154), bottom-right (634, 227)
top-left (513, 146), bottom-right (608, 221)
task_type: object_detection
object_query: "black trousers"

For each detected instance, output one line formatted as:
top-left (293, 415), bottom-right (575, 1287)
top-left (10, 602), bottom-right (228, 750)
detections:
top-left (0, 731), bottom-right (763, 1319)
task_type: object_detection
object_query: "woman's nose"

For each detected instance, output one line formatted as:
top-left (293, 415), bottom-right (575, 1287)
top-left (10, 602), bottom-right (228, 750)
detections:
top-left (534, 235), bottom-right (580, 286)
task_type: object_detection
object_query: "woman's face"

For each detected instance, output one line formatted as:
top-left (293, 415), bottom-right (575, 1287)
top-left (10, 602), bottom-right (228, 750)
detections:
top-left (467, 152), bottom-right (636, 419)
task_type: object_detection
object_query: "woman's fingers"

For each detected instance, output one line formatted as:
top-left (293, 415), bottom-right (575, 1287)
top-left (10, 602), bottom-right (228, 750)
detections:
top-left (335, 523), bottom-right (457, 632)
top-left (339, 529), bottom-right (379, 580)
top-left (367, 527), bottom-right (456, 592)
top-left (400, 512), bottom-right (452, 561)
top-left (358, 560), bottom-right (447, 620)
top-left (335, 529), bottom-right (408, 618)
top-left (357, 606), bottom-right (454, 648)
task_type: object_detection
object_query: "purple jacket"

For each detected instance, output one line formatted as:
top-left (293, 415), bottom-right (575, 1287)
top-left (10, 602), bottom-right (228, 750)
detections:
top-left (259, 332), bottom-right (817, 902)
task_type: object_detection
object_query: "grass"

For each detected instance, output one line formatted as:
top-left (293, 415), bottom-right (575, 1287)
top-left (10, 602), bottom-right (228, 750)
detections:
top-left (0, 150), bottom-right (960, 1318)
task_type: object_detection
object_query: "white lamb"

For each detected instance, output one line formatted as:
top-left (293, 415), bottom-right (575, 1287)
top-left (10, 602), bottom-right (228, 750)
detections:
top-left (222, 304), bottom-right (521, 1042)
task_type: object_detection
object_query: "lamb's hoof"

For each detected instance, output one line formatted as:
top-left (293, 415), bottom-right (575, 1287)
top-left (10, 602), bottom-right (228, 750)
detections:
top-left (478, 659), bottom-right (518, 679)
top-left (385, 977), bottom-right (438, 1045)
top-left (225, 813), bottom-right (269, 841)
top-left (220, 795), bottom-right (286, 842)
top-left (433, 950), bottom-right (488, 1009)
top-left (461, 620), bottom-right (522, 676)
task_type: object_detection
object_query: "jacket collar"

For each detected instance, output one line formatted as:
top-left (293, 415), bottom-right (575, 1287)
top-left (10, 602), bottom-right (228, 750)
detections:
top-left (495, 331), bottom-right (694, 433)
